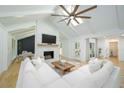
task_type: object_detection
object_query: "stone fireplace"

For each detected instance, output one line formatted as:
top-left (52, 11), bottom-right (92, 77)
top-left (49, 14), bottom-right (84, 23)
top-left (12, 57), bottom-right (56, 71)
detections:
top-left (44, 51), bottom-right (54, 60)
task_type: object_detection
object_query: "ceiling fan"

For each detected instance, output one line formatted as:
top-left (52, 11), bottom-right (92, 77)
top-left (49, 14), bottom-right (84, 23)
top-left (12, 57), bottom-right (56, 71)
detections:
top-left (51, 5), bottom-right (97, 26)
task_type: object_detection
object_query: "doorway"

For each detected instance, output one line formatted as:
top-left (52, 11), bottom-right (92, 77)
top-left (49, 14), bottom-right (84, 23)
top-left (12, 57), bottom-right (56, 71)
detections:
top-left (108, 41), bottom-right (119, 65)
top-left (109, 42), bottom-right (118, 57)
top-left (86, 38), bottom-right (97, 61)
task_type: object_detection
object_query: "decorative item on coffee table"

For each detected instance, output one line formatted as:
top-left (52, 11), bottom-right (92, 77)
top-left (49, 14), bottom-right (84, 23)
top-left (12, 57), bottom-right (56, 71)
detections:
top-left (59, 60), bottom-right (66, 66)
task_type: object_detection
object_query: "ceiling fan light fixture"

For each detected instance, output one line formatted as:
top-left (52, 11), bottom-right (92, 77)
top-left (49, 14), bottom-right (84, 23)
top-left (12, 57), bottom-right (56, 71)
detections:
top-left (61, 5), bottom-right (74, 16)
top-left (71, 19), bottom-right (78, 26)
top-left (67, 6), bottom-right (74, 13)
top-left (53, 5), bottom-right (97, 26)
top-left (76, 18), bottom-right (84, 24)
top-left (70, 16), bottom-right (74, 19)
top-left (71, 18), bottom-right (83, 26)
top-left (62, 10), bottom-right (68, 15)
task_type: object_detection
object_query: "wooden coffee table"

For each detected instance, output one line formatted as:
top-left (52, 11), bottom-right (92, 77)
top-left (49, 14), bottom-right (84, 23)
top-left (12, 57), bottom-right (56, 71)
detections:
top-left (52, 61), bottom-right (75, 75)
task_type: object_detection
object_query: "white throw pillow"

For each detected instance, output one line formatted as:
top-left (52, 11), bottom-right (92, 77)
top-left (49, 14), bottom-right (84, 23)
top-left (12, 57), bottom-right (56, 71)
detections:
top-left (24, 59), bottom-right (35, 73)
top-left (40, 57), bottom-right (45, 62)
top-left (32, 57), bottom-right (43, 70)
top-left (89, 58), bottom-right (103, 73)
top-left (24, 57), bottom-right (30, 63)
top-left (88, 58), bottom-right (97, 63)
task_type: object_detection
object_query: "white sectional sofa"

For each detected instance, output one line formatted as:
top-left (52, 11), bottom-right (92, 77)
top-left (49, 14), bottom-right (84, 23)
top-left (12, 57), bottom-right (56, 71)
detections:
top-left (16, 58), bottom-right (120, 88)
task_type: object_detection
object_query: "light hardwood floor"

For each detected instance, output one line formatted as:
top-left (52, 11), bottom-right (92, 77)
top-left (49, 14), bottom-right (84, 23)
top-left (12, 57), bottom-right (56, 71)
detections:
top-left (0, 61), bottom-right (21, 88)
top-left (0, 57), bottom-right (124, 88)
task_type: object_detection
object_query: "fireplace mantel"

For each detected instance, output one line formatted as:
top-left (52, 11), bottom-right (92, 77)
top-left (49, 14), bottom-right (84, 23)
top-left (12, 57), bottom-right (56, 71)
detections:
top-left (37, 43), bottom-right (59, 47)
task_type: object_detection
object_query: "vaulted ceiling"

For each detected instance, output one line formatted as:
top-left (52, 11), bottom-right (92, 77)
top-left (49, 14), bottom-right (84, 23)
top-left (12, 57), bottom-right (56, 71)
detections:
top-left (0, 5), bottom-right (124, 39)
top-left (0, 5), bottom-right (55, 39)
top-left (50, 5), bottom-right (124, 38)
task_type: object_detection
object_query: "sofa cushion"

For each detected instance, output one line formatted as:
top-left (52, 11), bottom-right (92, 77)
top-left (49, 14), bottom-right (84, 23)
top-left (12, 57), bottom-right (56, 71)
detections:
top-left (45, 78), bottom-right (71, 88)
top-left (18, 60), bottom-right (61, 88)
top-left (74, 76), bottom-right (99, 88)
top-left (63, 70), bottom-right (90, 87)
top-left (36, 63), bottom-right (61, 85)
top-left (22, 71), bottom-right (42, 88)
top-left (16, 58), bottom-right (31, 87)
top-left (66, 61), bottom-right (114, 88)
top-left (22, 60), bottom-right (44, 87)
top-left (24, 59), bottom-right (35, 73)
top-left (90, 61), bottom-right (114, 87)
top-left (78, 65), bottom-right (92, 75)
top-left (102, 67), bottom-right (120, 88)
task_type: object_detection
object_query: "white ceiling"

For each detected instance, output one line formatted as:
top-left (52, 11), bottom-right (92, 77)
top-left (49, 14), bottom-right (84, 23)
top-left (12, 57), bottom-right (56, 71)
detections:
top-left (0, 5), bottom-right (124, 39)
top-left (50, 5), bottom-right (124, 38)
top-left (0, 5), bottom-right (55, 26)
top-left (0, 5), bottom-right (55, 39)
top-left (10, 26), bottom-right (35, 40)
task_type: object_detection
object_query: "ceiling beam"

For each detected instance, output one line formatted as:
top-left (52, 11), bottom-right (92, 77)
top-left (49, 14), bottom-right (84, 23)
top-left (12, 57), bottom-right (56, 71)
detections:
top-left (7, 22), bottom-right (35, 32)
top-left (0, 10), bottom-right (54, 18)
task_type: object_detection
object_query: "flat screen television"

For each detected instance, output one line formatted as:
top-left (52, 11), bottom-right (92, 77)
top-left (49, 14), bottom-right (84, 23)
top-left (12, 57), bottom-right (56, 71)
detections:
top-left (42, 34), bottom-right (56, 44)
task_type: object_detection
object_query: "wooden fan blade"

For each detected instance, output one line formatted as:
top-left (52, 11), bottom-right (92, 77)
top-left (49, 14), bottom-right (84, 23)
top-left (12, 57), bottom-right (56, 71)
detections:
top-left (58, 17), bottom-right (69, 22)
top-left (71, 5), bottom-right (80, 15)
top-left (59, 5), bottom-right (70, 15)
top-left (76, 16), bottom-right (91, 19)
top-left (67, 19), bottom-right (71, 25)
top-left (75, 5), bottom-right (97, 16)
top-left (73, 18), bottom-right (79, 24)
top-left (51, 14), bottom-right (69, 17)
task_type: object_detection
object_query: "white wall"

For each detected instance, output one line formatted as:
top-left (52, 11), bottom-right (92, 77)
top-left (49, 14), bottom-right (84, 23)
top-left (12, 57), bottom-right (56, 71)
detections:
top-left (0, 23), bottom-right (8, 73)
top-left (7, 34), bottom-right (17, 66)
top-left (60, 39), bottom-right (69, 57)
top-left (8, 34), bottom-right (13, 66)
top-left (35, 19), bottom-right (60, 61)
top-left (97, 38), bottom-right (106, 57)
top-left (61, 37), bottom-right (87, 61)
top-left (118, 37), bottom-right (124, 61)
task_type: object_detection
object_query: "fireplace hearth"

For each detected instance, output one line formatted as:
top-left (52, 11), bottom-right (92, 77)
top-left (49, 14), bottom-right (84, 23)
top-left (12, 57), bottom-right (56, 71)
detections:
top-left (44, 51), bottom-right (54, 60)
